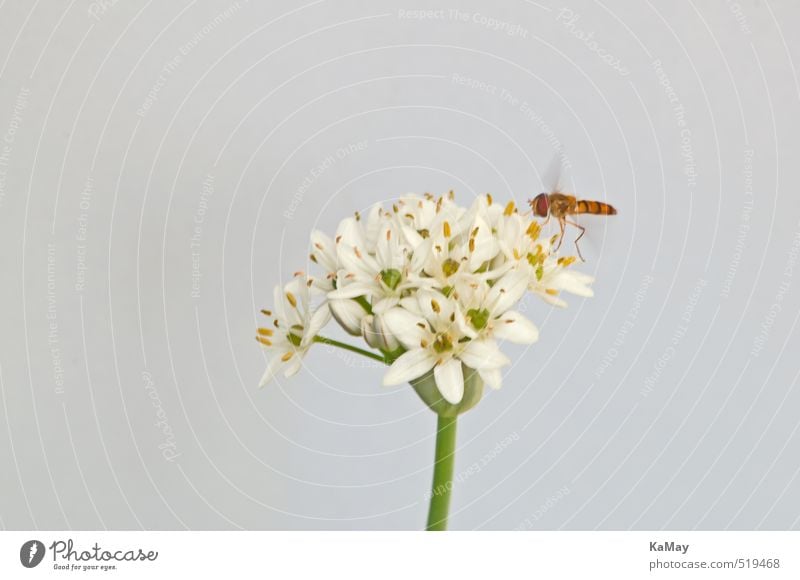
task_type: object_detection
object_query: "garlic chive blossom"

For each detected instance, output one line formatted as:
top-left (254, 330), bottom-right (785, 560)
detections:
top-left (257, 192), bottom-right (596, 403)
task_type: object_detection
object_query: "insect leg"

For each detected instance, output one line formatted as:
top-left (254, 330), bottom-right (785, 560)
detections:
top-left (554, 217), bottom-right (566, 251)
top-left (564, 218), bottom-right (586, 261)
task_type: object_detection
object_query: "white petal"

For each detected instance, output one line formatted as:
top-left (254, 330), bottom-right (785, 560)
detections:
top-left (383, 349), bottom-right (437, 385)
top-left (493, 310), bottom-right (539, 344)
top-left (336, 216), bottom-right (366, 249)
top-left (479, 367), bottom-right (503, 390)
top-left (363, 313), bottom-right (400, 351)
top-left (536, 290), bottom-right (568, 308)
top-left (558, 271), bottom-right (595, 297)
top-left (258, 356), bottom-right (284, 388)
top-left (410, 238), bottom-right (432, 273)
top-left (468, 215), bottom-right (500, 269)
top-left (300, 304), bottom-right (332, 346)
top-left (459, 339), bottom-right (510, 370)
top-left (382, 307), bottom-right (428, 349)
top-left (338, 245), bottom-right (379, 278)
top-left (310, 230), bottom-right (338, 272)
top-left (373, 295), bottom-right (400, 314)
top-left (363, 204), bottom-right (383, 248)
top-left (416, 288), bottom-right (454, 324)
top-left (434, 358), bottom-right (464, 403)
top-left (489, 270), bottom-right (529, 314)
top-left (329, 299), bottom-right (366, 336)
top-left (401, 225), bottom-right (424, 250)
top-left (376, 225), bottom-right (398, 268)
top-left (282, 355), bottom-right (303, 377)
top-left (328, 281), bottom-right (375, 300)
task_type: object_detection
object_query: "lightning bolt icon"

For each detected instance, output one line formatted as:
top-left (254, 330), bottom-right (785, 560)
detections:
top-left (29, 542), bottom-right (38, 563)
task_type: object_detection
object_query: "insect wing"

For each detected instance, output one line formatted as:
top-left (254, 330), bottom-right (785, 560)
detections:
top-left (539, 152), bottom-right (573, 195)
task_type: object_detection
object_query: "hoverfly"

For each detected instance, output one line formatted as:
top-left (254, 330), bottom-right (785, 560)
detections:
top-left (529, 159), bottom-right (617, 261)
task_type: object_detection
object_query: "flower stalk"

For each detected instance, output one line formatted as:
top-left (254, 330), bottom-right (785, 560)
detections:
top-left (312, 335), bottom-right (386, 363)
top-left (427, 414), bottom-right (457, 531)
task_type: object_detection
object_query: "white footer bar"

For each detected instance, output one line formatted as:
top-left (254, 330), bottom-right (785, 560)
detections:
top-left (2, 531), bottom-right (798, 579)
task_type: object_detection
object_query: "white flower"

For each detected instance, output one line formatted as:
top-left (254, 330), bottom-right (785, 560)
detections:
top-left (392, 193), bottom-right (464, 250)
top-left (413, 211), bottom-right (501, 291)
top-left (382, 290), bottom-right (509, 403)
top-left (260, 191), bottom-right (601, 408)
top-left (530, 256), bottom-right (595, 308)
top-left (330, 219), bottom-right (425, 314)
top-left (493, 210), bottom-right (594, 308)
top-left (455, 270), bottom-right (540, 346)
top-left (257, 277), bottom-right (330, 386)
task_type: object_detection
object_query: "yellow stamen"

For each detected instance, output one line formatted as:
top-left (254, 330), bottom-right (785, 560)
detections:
top-left (526, 221), bottom-right (541, 240)
top-left (504, 201), bottom-right (515, 216)
top-left (431, 299), bottom-right (441, 313)
top-left (558, 256), bottom-right (577, 267)
top-left (443, 221), bottom-right (451, 238)
top-left (260, 309), bottom-right (272, 316)
top-left (281, 351), bottom-right (294, 362)
top-left (545, 288), bottom-right (559, 296)
top-left (257, 327), bottom-right (274, 337)
top-left (286, 292), bottom-right (297, 308)
top-left (469, 238), bottom-right (475, 252)
top-left (256, 336), bottom-right (272, 346)
top-left (486, 193), bottom-right (493, 205)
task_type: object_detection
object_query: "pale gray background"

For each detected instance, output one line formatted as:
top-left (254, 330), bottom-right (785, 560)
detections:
top-left (1, 0), bottom-right (799, 530)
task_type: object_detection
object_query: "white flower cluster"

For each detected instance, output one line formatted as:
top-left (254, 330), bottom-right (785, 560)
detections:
top-left (257, 193), bottom-right (594, 404)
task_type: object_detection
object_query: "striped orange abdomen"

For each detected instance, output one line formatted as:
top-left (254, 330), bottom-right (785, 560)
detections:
top-left (575, 200), bottom-right (617, 215)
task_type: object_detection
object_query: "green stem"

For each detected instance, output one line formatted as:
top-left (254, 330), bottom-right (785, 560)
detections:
top-left (426, 414), bottom-right (457, 531)
top-left (313, 336), bottom-right (386, 364)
